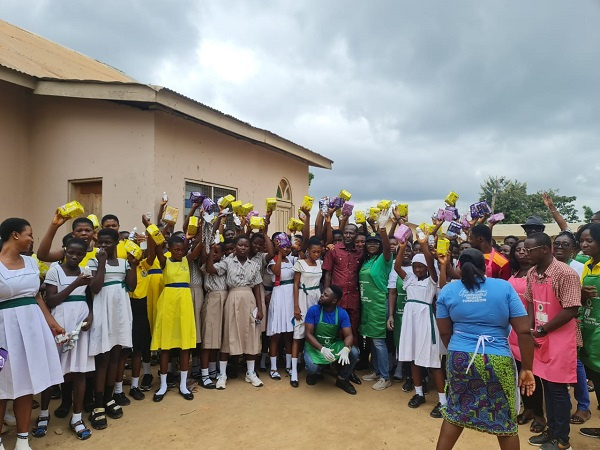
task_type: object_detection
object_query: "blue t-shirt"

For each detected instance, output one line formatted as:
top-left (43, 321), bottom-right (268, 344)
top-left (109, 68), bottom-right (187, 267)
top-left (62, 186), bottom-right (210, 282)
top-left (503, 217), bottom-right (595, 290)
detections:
top-left (436, 278), bottom-right (527, 357)
top-left (305, 305), bottom-right (351, 329)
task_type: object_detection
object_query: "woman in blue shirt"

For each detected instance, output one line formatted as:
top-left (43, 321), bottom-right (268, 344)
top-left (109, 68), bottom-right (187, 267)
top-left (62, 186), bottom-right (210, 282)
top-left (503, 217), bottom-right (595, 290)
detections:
top-left (435, 249), bottom-right (536, 450)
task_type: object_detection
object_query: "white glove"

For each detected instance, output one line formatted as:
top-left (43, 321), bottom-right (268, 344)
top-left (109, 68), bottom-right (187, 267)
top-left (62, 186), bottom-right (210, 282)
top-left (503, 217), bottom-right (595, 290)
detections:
top-left (336, 347), bottom-right (350, 365)
top-left (320, 346), bottom-right (335, 362)
top-left (377, 209), bottom-right (390, 229)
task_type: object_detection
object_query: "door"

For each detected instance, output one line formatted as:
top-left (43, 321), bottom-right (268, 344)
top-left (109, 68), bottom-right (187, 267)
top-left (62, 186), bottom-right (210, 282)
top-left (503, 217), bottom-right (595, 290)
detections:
top-left (70, 179), bottom-right (102, 218)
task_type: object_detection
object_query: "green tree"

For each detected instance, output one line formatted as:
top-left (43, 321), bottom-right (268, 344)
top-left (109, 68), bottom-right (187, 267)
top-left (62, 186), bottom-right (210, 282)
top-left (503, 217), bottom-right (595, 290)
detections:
top-left (479, 176), bottom-right (579, 223)
top-left (308, 171), bottom-right (314, 187)
top-left (583, 205), bottom-right (594, 222)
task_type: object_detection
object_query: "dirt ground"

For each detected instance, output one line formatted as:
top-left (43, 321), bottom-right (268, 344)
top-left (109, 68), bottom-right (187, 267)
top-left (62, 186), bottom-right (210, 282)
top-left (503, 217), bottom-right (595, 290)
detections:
top-left (4, 369), bottom-right (599, 450)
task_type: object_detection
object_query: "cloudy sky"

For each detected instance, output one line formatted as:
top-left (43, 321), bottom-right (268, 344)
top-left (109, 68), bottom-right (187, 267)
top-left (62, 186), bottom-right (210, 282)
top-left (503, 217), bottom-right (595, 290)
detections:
top-left (4, 0), bottom-right (600, 224)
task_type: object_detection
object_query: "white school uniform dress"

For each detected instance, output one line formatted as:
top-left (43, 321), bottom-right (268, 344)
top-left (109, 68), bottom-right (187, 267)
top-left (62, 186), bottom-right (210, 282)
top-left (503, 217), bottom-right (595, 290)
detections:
top-left (292, 259), bottom-right (322, 339)
top-left (88, 258), bottom-right (133, 356)
top-left (266, 256), bottom-right (297, 336)
top-left (0, 256), bottom-right (63, 399)
top-left (45, 265), bottom-right (95, 374)
top-left (397, 273), bottom-right (445, 368)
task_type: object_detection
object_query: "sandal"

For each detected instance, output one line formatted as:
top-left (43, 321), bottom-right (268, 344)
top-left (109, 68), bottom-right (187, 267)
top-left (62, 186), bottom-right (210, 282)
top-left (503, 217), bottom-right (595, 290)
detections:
top-left (88, 408), bottom-right (107, 430)
top-left (70, 419), bottom-right (92, 440)
top-left (517, 413), bottom-right (533, 425)
top-left (570, 410), bottom-right (591, 425)
top-left (104, 399), bottom-right (123, 419)
top-left (530, 421), bottom-right (546, 433)
top-left (32, 415), bottom-right (49, 438)
top-left (269, 370), bottom-right (281, 380)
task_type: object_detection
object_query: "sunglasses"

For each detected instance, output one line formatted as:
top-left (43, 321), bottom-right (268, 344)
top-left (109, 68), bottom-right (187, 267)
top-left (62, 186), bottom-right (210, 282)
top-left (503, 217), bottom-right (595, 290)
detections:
top-left (523, 245), bottom-right (545, 254)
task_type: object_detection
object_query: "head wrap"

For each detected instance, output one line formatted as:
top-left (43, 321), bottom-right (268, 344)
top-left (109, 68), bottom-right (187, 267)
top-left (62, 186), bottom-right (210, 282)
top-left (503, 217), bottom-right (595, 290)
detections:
top-left (411, 253), bottom-right (427, 266)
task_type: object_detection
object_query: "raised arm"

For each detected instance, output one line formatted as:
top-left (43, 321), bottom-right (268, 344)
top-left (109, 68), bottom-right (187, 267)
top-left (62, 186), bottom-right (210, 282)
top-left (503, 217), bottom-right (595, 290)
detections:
top-left (125, 254), bottom-right (138, 292)
top-left (183, 203), bottom-right (199, 234)
top-left (36, 213), bottom-right (69, 262)
top-left (314, 209), bottom-right (325, 241)
top-left (542, 192), bottom-right (570, 232)
top-left (394, 240), bottom-right (409, 280)
top-left (299, 208), bottom-right (311, 253)
top-left (420, 231), bottom-right (438, 283)
top-left (186, 233), bottom-right (204, 263)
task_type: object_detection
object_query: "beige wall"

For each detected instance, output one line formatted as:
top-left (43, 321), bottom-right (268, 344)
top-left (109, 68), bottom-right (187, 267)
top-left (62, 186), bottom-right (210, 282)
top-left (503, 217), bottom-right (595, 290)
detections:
top-left (154, 111), bottom-right (309, 232)
top-left (1, 82), bottom-right (310, 246)
top-left (0, 81), bottom-right (32, 219)
top-left (27, 96), bottom-right (155, 235)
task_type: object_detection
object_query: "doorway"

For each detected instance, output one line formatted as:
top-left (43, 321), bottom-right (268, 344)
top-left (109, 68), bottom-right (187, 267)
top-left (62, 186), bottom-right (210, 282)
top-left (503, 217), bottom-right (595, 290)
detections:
top-left (69, 179), bottom-right (102, 218)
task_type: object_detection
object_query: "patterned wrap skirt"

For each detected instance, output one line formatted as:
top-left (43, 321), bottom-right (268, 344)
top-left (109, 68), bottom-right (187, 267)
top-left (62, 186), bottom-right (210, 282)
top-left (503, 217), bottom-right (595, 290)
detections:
top-left (441, 350), bottom-right (518, 436)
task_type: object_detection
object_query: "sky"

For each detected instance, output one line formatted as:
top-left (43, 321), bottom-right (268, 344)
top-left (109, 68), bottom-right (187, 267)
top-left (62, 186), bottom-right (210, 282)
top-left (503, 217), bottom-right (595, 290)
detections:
top-left (3, 0), bottom-right (600, 225)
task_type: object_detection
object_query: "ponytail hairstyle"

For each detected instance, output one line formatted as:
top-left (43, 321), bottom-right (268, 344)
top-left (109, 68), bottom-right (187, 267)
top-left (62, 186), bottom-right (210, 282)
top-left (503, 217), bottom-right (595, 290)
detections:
top-left (458, 248), bottom-right (486, 291)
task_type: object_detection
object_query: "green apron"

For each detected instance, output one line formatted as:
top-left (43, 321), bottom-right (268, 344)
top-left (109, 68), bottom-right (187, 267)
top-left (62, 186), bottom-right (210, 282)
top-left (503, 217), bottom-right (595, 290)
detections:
top-left (581, 274), bottom-right (600, 372)
top-left (305, 307), bottom-right (346, 365)
top-left (359, 257), bottom-right (388, 339)
top-left (393, 276), bottom-right (407, 346)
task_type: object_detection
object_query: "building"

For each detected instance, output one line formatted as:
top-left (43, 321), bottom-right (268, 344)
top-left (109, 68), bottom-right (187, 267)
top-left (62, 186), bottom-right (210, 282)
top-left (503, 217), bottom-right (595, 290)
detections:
top-left (0, 19), bottom-right (332, 237)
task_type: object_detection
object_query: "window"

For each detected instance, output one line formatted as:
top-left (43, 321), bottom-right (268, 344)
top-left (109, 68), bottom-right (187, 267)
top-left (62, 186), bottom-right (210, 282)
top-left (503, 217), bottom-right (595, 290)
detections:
top-left (184, 180), bottom-right (237, 228)
top-left (276, 178), bottom-right (291, 201)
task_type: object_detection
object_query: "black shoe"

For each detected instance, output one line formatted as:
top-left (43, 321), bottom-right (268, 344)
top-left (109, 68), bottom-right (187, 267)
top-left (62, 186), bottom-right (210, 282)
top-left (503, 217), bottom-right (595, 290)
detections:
top-left (200, 377), bottom-right (216, 389)
top-left (179, 389), bottom-right (194, 400)
top-left (50, 385), bottom-right (62, 400)
top-left (129, 387), bottom-right (145, 401)
top-left (53, 403), bottom-right (71, 418)
top-left (125, 363), bottom-right (132, 370)
top-left (153, 390), bottom-right (166, 402)
top-left (408, 394), bottom-right (426, 408)
top-left (166, 372), bottom-right (177, 388)
top-left (528, 429), bottom-right (554, 446)
top-left (290, 379), bottom-right (299, 388)
top-left (113, 392), bottom-right (131, 406)
top-left (349, 372), bottom-right (362, 385)
top-left (580, 427), bottom-right (600, 438)
top-left (402, 377), bottom-right (414, 392)
top-left (430, 402), bottom-right (443, 418)
top-left (336, 378), bottom-right (357, 395)
top-left (140, 374), bottom-right (153, 392)
top-left (306, 374), bottom-right (318, 385)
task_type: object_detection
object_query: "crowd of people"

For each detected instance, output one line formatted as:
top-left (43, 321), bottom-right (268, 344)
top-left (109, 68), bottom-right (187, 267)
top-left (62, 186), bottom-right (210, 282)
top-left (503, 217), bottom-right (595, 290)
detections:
top-left (0, 191), bottom-right (599, 450)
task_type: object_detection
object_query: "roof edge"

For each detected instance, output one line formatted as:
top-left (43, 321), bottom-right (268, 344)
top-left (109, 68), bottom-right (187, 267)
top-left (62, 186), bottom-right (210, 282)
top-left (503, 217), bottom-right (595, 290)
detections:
top-left (29, 79), bottom-right (332, 169)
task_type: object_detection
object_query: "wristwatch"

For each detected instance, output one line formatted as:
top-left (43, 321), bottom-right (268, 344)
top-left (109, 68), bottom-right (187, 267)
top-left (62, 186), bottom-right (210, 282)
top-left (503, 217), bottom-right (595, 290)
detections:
top-left (536, 325), bottom-right (548, 336)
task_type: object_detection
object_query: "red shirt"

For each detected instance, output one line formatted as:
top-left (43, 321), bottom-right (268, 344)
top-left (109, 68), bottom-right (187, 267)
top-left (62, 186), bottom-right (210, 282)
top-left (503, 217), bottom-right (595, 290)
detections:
top-left (322, 242), bottom-right (363, 310)
top-left (484, 249), bottom-right (511, 280)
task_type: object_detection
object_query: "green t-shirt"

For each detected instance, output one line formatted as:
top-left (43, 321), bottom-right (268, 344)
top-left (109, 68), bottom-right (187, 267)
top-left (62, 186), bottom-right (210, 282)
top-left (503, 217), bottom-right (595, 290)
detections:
top-left (359, 253), bottom-right (393, 338)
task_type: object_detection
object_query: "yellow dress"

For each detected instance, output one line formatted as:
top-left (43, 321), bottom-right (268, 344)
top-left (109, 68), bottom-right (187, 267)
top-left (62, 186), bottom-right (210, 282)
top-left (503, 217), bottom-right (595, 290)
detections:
top-left (150, 257), bottom-right (196, 351)
top-left (146, 251), bottom-right (170, 332)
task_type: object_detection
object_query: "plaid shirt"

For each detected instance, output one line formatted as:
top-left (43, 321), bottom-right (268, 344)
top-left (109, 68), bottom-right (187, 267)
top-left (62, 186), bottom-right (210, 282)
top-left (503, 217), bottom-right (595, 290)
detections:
top-left (525, 258), bottom-right (582, 346)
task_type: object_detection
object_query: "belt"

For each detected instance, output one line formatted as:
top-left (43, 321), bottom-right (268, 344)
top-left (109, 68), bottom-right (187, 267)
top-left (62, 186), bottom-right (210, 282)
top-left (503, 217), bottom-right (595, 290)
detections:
top-left (103, 281), bottom-right (125, 288)
top-left (165, 283), bottom-right (190, 288)
top-left (301, 284), bottom-right (320, 295)
top-left (277, 280), bottom-right (294, 286)
top-left (0, 296), bottom-right (37, 310)
top-left (264, 286), bottom-right (273, 292)
top-left (63, 295), bottom-right (87, 303)
top-left (147, 269), bottom-right (162, 275)
top-left (406, 299), bottom-right (436, 344)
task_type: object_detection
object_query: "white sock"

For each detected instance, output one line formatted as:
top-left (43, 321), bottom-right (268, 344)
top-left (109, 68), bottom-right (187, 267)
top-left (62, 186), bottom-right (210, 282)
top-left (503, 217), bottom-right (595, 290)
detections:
top-left (438, 392), bottom-right (447, 405)
top-left (260, 352), bottom-right (268, 368)
top-left (201, 368), bottom-right (209, 378)
top-left (270, 357), bottom-right (277, 372)
top-left (291, 358), bottom-right (298, 381)
top-left (114, 381), bottom-right (123, 394)
top-left (180, 370), bottom-right (190, 394)
top-left (156, 373), bottom-right (168, 395)
top-left (131, 377), bottom-right (139, 389)
top-left (285, 353), bottom-right (292, 369)
top-left (143, 362), bottom-right (151, 375)
top-left (71, 412), bottom-right (85, 433)
top-left (15, 433), bottom-right (29, 450)
top-left (246, 360), bottom-right (255, 374)
top-left (40, 409), bottom-right (49, 418)
top-left (208, 361), bottom-right (217, 373)
top-left (219, 361), bottom-right (228, 377)
top-left (415, 386), bottom-right (424, 396)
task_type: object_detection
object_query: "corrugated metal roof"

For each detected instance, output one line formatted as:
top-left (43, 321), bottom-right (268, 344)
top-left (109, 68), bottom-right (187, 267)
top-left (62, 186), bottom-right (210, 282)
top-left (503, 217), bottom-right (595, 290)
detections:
top-left (0, 19), bottom-right (135, 82)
